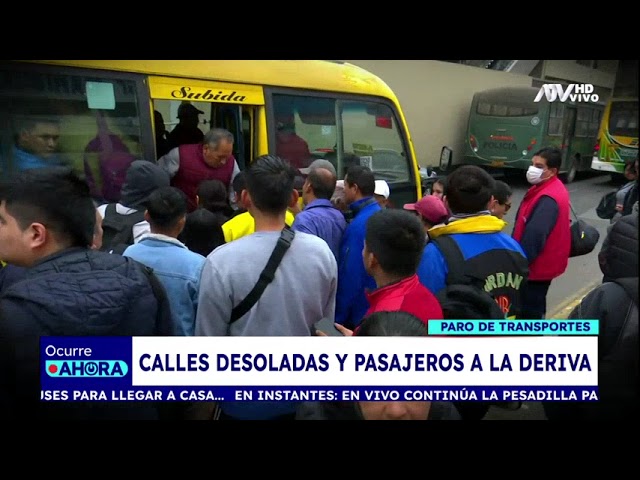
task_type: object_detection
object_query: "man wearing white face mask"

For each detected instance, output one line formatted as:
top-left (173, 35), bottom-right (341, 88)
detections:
top-left (512, 147), bottom-right (571, 319)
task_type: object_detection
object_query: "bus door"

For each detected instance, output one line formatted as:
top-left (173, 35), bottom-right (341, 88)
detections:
top-left (213, 104), bottom-right (245, 170)
top-left (560, 105), bottom-right (577, 169)
top-left (148, 76), bottom-right (265, 169)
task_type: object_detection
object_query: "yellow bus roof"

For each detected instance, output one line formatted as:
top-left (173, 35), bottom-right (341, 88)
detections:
top-left (20, 60), bottom-right (396, 99)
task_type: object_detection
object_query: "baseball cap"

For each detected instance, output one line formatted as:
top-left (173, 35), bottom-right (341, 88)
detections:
top-left (374, 180), bottom-right (390, 199)
top-left (177, 102), bottom-right (204, 118)
top-left (403, 195), bottom-right (449, 224)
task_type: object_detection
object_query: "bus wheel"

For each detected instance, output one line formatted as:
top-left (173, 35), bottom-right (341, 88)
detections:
top-left (564, 157), bottom-right (578, 184)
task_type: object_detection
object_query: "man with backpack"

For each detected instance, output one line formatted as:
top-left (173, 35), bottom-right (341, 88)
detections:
top-left (415, 165), bottom-right (529, 420)
top-left (417, 165), bottom-right (529, 321)
top-left (97, 160), bottom-right (170, 254)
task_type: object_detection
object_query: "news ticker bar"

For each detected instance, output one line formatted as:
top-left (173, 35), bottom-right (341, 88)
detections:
top-left (41, 386), bottom-right (599, 402)
top-left (428, 320), bottom-right (599, 335)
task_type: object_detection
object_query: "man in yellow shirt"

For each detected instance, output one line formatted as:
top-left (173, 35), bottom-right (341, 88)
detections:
top-left (222, 171), bottom-right (294, 243)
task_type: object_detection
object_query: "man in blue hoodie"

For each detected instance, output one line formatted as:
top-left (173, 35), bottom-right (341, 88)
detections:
top-left (335, 165), bottom-right (382, 329)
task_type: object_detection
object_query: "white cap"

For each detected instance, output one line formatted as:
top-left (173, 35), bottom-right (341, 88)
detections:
top-left (374, 180), bottom-right (390, 199)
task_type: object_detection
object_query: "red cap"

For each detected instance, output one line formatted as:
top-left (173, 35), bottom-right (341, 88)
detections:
top-left (403, 195), bottom-right (449, 224)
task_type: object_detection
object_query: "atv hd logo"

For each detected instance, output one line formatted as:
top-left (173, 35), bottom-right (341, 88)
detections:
top-left (534, 84), bottom-right (599, 103)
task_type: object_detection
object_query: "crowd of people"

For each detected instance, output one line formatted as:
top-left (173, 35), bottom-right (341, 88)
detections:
top-left (0, 125), bottom-right (637, 421)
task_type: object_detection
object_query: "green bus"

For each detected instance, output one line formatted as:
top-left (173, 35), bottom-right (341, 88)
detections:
top-left (460, 86), bottom-right (604, 183)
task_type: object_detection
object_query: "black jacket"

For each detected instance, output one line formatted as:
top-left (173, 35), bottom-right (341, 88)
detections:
top-left (543, 277), bottom-right (638, 421)
top-left (0, 248), bottom-right (172, 420)
top-left (599, 211), bottom-right (638, 283)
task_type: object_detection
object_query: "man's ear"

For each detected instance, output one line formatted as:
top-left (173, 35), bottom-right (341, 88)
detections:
top-left (289, 189), bottom-right (300, 208)
top-left (28, 222), bottom-right (48, 249)
top-left (195, 194), bottom-right (200, 206)
top-left (240, 189), bottom-right (251, 210)
top-left (144, 209), bottom-right (151, 223)
top-left (487, 195), bottom-right (496, 211)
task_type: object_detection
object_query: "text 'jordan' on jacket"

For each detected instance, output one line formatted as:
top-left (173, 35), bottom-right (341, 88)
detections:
top-left (417, 214), bottom-right (528, 319)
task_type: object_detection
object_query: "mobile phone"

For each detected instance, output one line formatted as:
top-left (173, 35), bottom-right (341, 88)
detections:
top-left (313, 318), bottom-right (343, 336)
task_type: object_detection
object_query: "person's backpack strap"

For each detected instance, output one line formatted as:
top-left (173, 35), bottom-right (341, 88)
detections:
top-left (431, 235), bottom-right (467, 285)
top-left (230, 226), bottom-right (295, 324)
top-left (102, 204), bottom-right (147, 252)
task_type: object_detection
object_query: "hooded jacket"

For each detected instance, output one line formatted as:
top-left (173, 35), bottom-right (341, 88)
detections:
top-left (0, 248), bottom-right (172, 420)
top-left (417, 214), bottom-right (528, 319)
top-left (119, 160), bottom-right (170, 209)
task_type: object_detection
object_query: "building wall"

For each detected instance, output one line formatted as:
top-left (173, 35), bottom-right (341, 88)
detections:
top-left (345, 60), bottom-right (532, 167)
top-left (542, 60), bottom-right (617, 89)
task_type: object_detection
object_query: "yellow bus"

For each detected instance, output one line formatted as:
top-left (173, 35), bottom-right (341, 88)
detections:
top-left (0, 60), bottom-right (421, 207)
top-left (590, 97), bottom-right (638, 179)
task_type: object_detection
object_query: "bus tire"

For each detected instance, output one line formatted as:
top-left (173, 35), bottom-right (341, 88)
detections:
top-left (563, 156), bottom-right (579, 184)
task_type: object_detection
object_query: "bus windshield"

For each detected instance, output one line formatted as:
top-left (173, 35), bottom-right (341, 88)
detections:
top-left (609, 101), bottom-right (639, 137)
top-left (476, 101), bottom-right (539, 117)
top-left (271, 93), bottom-right (412, 183)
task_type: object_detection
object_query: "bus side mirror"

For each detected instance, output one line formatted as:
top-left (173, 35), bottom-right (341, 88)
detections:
top-left (440, 146), bottom-right (452, 172)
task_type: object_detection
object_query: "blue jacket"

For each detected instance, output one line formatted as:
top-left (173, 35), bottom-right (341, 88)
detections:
top-left (0, 248), bottom-right (172, 420)
top-left (418, 215), bottom-right (527, 298)
top-left (335, 197), bottom-right (382, 328)
top-left (124, 235), bottom-right (206, 336)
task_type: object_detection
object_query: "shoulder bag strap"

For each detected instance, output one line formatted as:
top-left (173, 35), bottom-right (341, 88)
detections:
top-left (230, 226), bottom-right (296, 324)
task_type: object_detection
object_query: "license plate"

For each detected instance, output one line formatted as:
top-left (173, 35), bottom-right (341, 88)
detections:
top-left (490, 160), bottom-right (505, 167)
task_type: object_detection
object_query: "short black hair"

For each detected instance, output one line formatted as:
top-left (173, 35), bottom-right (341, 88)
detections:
top-left (197, 179), bottom-right (231, 215)
top-left (146, 186), bottom-right (188, 229)
top-left (493, 180), bottom-right (512, 205)
top-left (445, 165), bottom-right (496, 214)
top-left (179, 208), bottom-right (225, 257)
top-left (357, 311), bottom-right (428, 337)
top-left (0, 167), bottom-right (94, 247)
top-left (245, 154), bottom-right (297, 215)
top-left (232, 171), bottom-right (246, 195)
top-left (533, 147), bottom-right (562, 170)
top-left (345, 165), bottom-right (375, 196)
top-left (307, 167), bottom-right (336, 200)
top-left (365, 209), bottom-right (425, 277)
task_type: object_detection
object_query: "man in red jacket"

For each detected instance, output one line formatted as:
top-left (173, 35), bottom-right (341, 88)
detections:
top-left (323, 209), bottom-right (443, 337)
top-left (512, 147), bottom-right (571, 319)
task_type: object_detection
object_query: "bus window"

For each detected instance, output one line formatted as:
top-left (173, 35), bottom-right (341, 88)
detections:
top-left (340, 101), bottom-right (411, 183)
top-left (609, 101), bottom-right (639, 137)
top-left (575, 107), bottom-right (592, 137)
top-left (548, 103), bottom-right (564, 136)
top-left (476, 101), bottom-right (538, 117)
top-left (271, 93), bottom-right (411, 184)
top-left (0, 66), bottom-right (145, 205)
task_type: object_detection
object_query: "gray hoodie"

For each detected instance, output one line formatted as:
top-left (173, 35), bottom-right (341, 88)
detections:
top-left (119, 160), bottom-right (170, 209)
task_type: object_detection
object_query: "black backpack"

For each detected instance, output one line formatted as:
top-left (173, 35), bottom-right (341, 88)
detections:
top-left (431, 235), bottom-right (509, 421)
top-left (596, 190), bottom-right (617, 219)
top-left (100, 204), bottom-right (146, 255)
top-left (431, 235), bottom-right (506, 321)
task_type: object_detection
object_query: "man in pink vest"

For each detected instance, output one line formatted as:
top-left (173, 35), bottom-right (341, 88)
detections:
top-left (158, 128), bottom-right (240, 212)
top-left (512, 147), bottom-right (571, 319)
